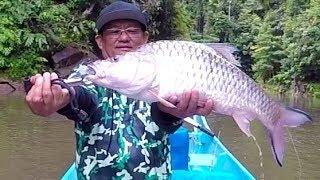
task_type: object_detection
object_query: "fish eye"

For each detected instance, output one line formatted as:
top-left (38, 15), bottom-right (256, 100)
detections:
top-left (113, 56), bottom-right (119, 62)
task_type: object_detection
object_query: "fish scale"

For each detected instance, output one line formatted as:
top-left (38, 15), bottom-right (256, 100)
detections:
top-left (81, 40), bottom-right (311, 166)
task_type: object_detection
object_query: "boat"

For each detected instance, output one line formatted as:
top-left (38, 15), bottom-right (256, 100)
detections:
top-left (61, 115), bottom-right (255, 180)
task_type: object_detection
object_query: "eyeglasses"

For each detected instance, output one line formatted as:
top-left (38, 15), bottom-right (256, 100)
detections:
top-left (104, 27), bottom-right (143, 39)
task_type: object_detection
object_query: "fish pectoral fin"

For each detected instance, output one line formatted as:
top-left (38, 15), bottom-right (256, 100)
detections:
top-left (232, 111), bottom-right (254, 137)
top-left (265, 124), bottom-right (284, 167)
top-left (147, 90), bottom-right (177, 109)
top-left (158, 97), bottom-right (177, 109)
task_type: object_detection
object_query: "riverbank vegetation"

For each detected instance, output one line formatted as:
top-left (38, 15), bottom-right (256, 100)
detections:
top-left (1, 0), bottom-right (319, 96)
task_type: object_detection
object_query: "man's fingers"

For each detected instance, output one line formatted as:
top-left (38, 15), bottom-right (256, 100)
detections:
top-left (51, 72), bottom-right (58, 80)
top-left (51, 72), bottom-right (70, 106)
top-left (51, 72), bottom-right (61, 95)
top-left (186, 91), bottom-right (199, 113)
top-left (159, 91), bottom-right (214, 118)
top-left (176, 92), bottom-right (190, 110)
top-left (32, 76), bottom-right (44, 102)
top-left (26, 76), bottom-right (46, 114)
top-left (196, 99), bottom-right (214, 116)
top-left (26, 75), bottom-right (42, 103)
top-left (42, 72), bottom-right (54, 105)
top-left (167, 95), bottom-right (178, 105)
top-left (51, 72), bottom-right (60, 91)
top-left (51, 84), bottom-right (63, 103)
top-left (61, 88), bottom-right (71, 104)
top-left (30, 74), bottom-right (41, 84)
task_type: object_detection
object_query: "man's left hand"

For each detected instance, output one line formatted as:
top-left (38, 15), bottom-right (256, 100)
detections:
top-left (157, 91), bottom-right (214, 118)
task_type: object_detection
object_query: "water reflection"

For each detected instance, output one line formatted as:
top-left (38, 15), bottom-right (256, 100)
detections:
top-left (0, 93), bottom-right (74, 180)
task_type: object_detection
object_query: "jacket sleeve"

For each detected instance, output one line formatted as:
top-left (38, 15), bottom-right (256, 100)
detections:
top-left (150, 103), bottom-right (183, 134)
top-left (57, 86), bottom-right (98, 121)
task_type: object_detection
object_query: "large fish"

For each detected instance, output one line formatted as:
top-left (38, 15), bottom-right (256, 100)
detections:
top-left (72, 40), bottom-right (312, 166)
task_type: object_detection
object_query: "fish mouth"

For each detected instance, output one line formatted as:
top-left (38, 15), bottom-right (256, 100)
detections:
top-left (85, 65), bottom-right (96, 76)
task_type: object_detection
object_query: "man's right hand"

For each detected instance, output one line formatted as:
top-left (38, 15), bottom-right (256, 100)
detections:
top-left (25, 72), bottom-right (71, 116)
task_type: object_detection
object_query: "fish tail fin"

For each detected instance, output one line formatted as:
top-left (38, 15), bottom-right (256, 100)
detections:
top-left (282, 107), bottom-right (312, 127)
top-left (267, 107), bottom-right (312, 166)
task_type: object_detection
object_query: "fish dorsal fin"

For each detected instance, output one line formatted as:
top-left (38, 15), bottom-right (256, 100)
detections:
top-left (135, 42), bottom-right (156, 54)
top-left (148, 90), bottom-right (177, 108)
top-left (232, 111), bottom-right (254, 137)
top-left (207, 43), bottom-right (241, 67)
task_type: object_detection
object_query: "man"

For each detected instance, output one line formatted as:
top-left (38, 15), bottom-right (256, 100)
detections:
top-left (26, 1), bottom-right (213, 179)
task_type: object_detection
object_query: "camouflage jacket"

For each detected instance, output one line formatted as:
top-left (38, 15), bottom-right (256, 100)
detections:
top-left (58, 85), bottom-right (182, 180)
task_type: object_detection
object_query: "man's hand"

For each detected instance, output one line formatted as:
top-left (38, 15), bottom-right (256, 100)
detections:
top-left (25, 72), bottom-right (71, 117)
top-left (157, 91), bottom-right (214, 118)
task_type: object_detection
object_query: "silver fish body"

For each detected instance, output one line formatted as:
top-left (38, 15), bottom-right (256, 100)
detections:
top-left (83, 40), bottom-right (311, 166)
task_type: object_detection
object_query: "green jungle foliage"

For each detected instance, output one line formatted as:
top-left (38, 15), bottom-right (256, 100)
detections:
top-left (0, 0), bottom-right (96, 79)
top-left (1, 0), bottom-right (320, 95)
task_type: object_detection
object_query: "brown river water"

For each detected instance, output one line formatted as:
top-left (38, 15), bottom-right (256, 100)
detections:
top-left (0, 92), bottom-right (319, 180)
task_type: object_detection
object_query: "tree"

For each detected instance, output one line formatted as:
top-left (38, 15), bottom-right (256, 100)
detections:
top-left (145, 0), bottom-right (191, 40)
top-left (0, 0), bottom-right (191, 79)
top-left (252, 10), bottom-right (285, 83)
top-left (0, 0), bottom-right (98, 79)
top-left (280, 0), bottom-right (320, 84)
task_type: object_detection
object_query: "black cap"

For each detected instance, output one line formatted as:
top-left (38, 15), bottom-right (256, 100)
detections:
top-left (96, 1), bottom-right (148, 33)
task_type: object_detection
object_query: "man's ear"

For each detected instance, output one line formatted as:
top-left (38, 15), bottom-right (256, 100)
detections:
top-left (143, 31), bottom-right (149, 43)
top-left (95, 35), bottom-right (103, 50)
top-left (95, 34), bottom-right (108, 59)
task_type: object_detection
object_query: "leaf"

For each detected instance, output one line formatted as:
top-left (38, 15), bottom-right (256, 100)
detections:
top-left (0, 56), bottom-right (6, 68)
top-left (25, 34), bottom-right (34, 47)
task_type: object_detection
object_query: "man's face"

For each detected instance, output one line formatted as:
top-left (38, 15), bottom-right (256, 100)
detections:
top-left (95, 19), bottom-right (149, 58)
